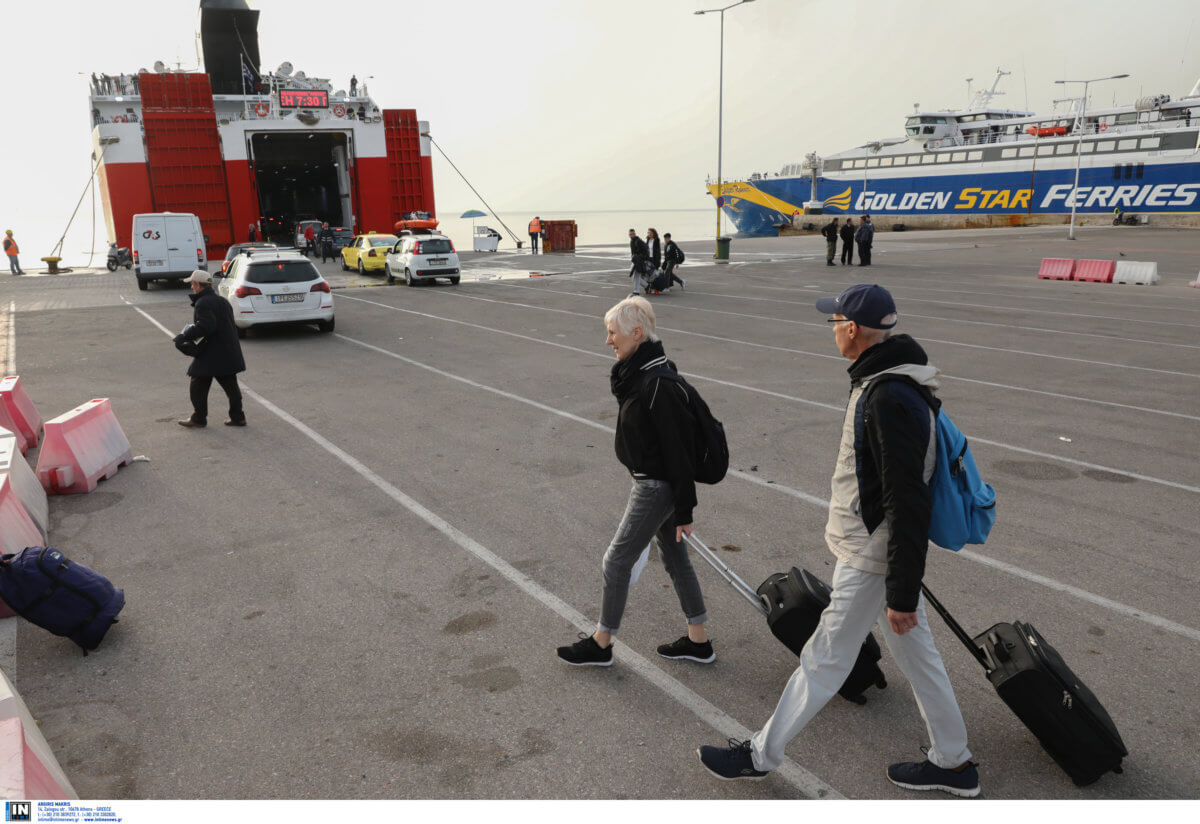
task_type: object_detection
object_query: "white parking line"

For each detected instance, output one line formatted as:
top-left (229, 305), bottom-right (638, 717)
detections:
top-left (336, 292), bottom-right (1200, 493)
top-left (444, 289), bottom-right (1200, 423)
top-left (122, 299), bottom-right (840, 800)
top-left (490, 280), bottom-right (1200, 379)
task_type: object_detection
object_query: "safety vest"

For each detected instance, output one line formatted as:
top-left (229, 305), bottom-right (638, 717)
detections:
top-left (529, 219), bottom-right (541, 234)
top-left (3, 237), bottom-right (16, 256)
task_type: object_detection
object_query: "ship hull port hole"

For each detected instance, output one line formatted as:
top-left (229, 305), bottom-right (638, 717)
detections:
top-left (251, 131), bottom-right (352, 241)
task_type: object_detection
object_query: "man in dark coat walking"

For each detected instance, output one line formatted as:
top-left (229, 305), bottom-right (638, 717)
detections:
top-left (175, 270), bottom-right (247, 428)
top-left (821, 218), bottom-right (839, 266)
top-left (628, 228), bottom-right (651, 296)
top-left (839, 218), bottom-right (855, 265)
top-left (855, 214), bottom-right (874, 266)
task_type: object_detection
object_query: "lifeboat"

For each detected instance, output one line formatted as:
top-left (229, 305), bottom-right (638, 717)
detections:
top-left (1026, 125), bottom-right (1069, 137)
top-left (394, 210), bottom-right (439, 233)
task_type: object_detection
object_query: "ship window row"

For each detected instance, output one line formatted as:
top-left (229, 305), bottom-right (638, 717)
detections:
top-left (826, 135), bottom-right (1170, 170)
top-left (1113, 163), bottom-right (1146, 180)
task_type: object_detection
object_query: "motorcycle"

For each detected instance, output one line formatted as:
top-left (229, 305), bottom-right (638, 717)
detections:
top-left (1112, 211), bottom-right (1138, 226)
top-left (106, 242), bottom-right (133, 271)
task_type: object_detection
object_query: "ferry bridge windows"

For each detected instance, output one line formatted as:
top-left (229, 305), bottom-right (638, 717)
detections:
top-left (1055, 144), bottom-right (1075, 155)
top-left (1018, 147), bottom-right (1035, 158)
top-left (967, 150), bottom-right (983, 161)
top-left (1096, 140), bottom-right (1114, 152)
top-left (1117, 138), bottom-right (1138, 150)
top-left (867, 159), bottom-right (880, 167)
top-left (1140, 137), bottom-right (1161, 150)
top-left (880, 158), bottom-right (893, 166)
top-left (920, 154), bottom-right (934, 163)
top-left (935, 153), bottom-right (951, 163)
top-left (951, 152), bottom-right (966, 161)
top-left (1001, 148), bottom-right (1018, 159)
top-left (1081, 143), bottom-right (1095, 153)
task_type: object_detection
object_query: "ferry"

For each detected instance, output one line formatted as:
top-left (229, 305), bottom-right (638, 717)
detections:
top-left (90, 0), bottom-right (435, 258)
top-left (708, 70), bottom-right (1200, 234)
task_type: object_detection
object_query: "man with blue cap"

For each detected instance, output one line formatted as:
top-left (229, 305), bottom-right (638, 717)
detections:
top-left (698, 284), bottom-right (978, 797)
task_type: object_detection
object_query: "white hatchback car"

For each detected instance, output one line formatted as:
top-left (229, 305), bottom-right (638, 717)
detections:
top-left (384, 232), bottom-right (461, 286)
top-left (215, 249), bottom-right (335, 337)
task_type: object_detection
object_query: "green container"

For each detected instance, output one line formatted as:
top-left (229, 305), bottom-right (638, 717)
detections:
top-left (715, 236), bottom-right (731, 261)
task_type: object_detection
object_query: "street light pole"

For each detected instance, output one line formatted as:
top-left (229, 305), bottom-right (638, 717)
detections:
top-left (697, 0), bottom-right (754, 259)
top-left (1054, 73), bottom-right (1128, 240)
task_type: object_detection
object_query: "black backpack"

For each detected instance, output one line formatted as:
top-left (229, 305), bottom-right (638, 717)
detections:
top-left (645, 369), bottom-right (729, 484)
top-left (673, 245), bottom-right (685, 264)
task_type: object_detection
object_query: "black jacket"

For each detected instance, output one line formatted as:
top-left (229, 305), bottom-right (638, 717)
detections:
top-left (839, 223), bottom-right (855, 243)
top-left (181, 287), bottom-right (246, 378)
top-left (664, 240), bottom-right (682, 265)
top-left (821, 222), bottom-right (838, 241)
top-left (855, 220), bottom-right (875, 243)
top-left (847, 334), bottom-right (939, 611)
top-left (317, 227), bottom-right (334, 244)
top-left (630, 236), bottom-right (649, 264)
top-left (611, 340), bottom-right (698, 527)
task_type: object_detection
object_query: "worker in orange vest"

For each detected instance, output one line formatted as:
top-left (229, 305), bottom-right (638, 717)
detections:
top-left (3, 230), bottom-right (22, 276)
top-left (528, 216), bottom-right (542, 254)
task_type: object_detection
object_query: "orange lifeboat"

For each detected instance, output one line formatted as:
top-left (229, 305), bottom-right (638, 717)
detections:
top-left (394, 211), bottom-right (439, 233)
top-left (1026, 125), bottom-right (1069, 137)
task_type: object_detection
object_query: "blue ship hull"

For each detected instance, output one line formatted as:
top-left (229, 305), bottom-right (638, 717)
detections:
top-left (712, 162), bottom-right (1200, 234)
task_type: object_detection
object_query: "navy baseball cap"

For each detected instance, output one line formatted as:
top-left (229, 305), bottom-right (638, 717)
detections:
top-left (815, 283), bottom-right (898, 329)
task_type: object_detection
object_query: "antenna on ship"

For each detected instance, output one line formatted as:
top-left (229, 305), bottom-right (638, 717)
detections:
top-left (965, 78), bottom-right (973, 108)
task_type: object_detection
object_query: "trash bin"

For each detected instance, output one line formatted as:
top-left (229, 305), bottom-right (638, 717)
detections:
top-left (715, 236), bottom-right (731, 262)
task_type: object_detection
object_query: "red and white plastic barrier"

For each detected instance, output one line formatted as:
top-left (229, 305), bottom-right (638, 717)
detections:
top-left (1074, 259), bottom-right (1115, 284)
top-left (1037, 258), bottom-right (1076, 280)
top-left (0, 403), bottom-right (28, 456)
top-left (1189, 269), bottom-right (1199, 288)
top-left (0, 430), bottom-right (47, 540)
top-left (0, 476), bottom-right (42, 557)
top-left (0, 377), bottom-right (43, 451)
top-left (35, 398), bottom-right (132, 495)
top-left (1113, 260), bottom-right (1160, 286)
top-left (0, 670), bottom-right (78, 799)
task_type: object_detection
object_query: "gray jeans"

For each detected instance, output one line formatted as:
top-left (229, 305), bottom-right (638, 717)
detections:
top-left (598, 478), bottom-right (708, 634)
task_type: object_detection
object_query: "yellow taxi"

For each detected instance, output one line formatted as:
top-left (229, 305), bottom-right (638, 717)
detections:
top-left (340, 233), bottom-right (398, 274)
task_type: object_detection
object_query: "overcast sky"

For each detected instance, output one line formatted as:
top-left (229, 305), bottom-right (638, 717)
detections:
top-left (2, 0), bottom-right (1198, 264)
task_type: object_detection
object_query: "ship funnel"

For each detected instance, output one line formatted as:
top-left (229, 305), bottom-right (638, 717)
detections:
top-left (199, 0), bottom-right (261, 95)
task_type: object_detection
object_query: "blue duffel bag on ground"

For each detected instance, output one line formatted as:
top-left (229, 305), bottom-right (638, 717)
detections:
top-left (0, 546), bottom-right (124, 654)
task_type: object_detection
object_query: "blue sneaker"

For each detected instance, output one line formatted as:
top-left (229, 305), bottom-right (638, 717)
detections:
top-left (697, 739), bottom-right (770, 781)
top-left (887, 759), bottom-right (980, 798)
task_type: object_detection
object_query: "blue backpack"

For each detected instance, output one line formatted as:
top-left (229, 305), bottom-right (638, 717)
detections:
top-left (869, 377), bottom-right (996, 551)
top-left (0, 546), bottom-right (125, 654)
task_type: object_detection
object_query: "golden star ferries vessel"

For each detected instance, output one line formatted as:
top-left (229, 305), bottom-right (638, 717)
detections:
top-left (709, 70), bottom-right (1200, 233)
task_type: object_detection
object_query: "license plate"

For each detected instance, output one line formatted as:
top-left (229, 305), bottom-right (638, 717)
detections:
top-left (270, 294), bottom-right (305, 303)
top-left (428, 258), bottom-right (447, 264)
top-left (145, 260), bottom-right (163, 267)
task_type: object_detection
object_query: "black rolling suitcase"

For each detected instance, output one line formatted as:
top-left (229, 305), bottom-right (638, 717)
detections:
top-left (921, 584), bottom-right (1127, 786)
top-left (685, 535), bottom-right (887, 704)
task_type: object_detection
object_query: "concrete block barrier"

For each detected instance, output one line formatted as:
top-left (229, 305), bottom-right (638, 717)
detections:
top-left (35, 399), bottom-right (133, 495)
top-left (0, 377), bottom-right (43, 451)
top-left (1074, 259), bottom-right (1115, 283)
top-left (0, 669), bottom-right (78, 799)
top-left (0, 431), bottom-right (48, 540)
top-left (1113, 260), bottom-right (1160, 285)
top-left (1037, 258), bottom-right (1076, 280)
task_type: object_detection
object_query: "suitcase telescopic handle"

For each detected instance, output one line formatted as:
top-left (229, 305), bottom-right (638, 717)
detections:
top-left (920, 584), bottom-right (991, 671)
top-left (684, 534), bottom-right (770, 617)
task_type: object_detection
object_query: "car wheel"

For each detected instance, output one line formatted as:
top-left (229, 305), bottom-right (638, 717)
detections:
top-left (405, 268), bottom-right (414, 287)
top-left (449, 276), bottom-right (460, 285)
top-left (386, 265), bottom-right (395, 285)
top-left (136, 276), bottom-right (148, 291)
top-left (317, 318), bottom-right (335, 333)
top-left (342, 256), bottom-right (349, 272)
top-left (358, 259), bottom-right (365, 275)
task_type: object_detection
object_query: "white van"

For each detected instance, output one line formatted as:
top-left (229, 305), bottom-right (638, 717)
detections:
top-left (131, 212), bottom-right (207, 290)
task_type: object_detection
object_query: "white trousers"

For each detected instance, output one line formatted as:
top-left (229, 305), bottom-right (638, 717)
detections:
top-left (750, 560), bottom-right (971, 771)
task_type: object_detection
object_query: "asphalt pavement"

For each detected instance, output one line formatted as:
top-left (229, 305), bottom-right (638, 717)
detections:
top-left (1, 225), bottom-right (1197, 800)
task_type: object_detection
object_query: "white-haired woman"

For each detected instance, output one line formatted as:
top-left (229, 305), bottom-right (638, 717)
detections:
top-left (556, 297), bottom-right (714, 667)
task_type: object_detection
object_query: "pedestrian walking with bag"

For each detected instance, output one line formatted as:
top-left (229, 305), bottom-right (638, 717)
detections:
top-left (698, 284), bottom-right (978, 797)
top-left (555, 296), bottom-right (715, 667)
top-left (663, 233), bottom-right (686, 290)
top-left (628, 229), bottom-right (651, 296)
top-left (175, 270), bottom-right (247, 429)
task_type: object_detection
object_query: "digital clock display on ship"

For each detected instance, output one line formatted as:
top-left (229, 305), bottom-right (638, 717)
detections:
top-left (278, 89), bottom-right (328, 109)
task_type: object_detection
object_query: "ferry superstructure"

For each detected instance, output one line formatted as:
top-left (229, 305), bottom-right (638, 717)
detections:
top-left (708, 70), bottom-right (1200, 234)
top-left (90, 0), bottom-right (435, 257)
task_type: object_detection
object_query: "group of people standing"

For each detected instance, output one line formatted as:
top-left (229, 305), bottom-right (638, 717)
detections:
top-left (628, 228), bottom-right (686, 295)
top-left (822, 214), bottom-right (874, 266)
top-left (556, 284), bottom-right (979, 798)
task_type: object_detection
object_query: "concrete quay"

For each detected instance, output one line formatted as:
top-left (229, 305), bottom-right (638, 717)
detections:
top-left (0, 224), bottom-right (1197, 799)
